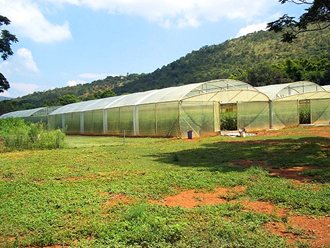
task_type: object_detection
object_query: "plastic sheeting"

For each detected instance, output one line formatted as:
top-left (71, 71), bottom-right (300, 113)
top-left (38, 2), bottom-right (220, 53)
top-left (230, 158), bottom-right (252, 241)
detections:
top-left (237, 101), bottom-right (269, 131)
top-left (44, 80), bottom-right (329, 137)
top-left (155, 102), bottom-right (179, 137)
top-left (272, 100), bottom-right (299, 129)
top-left (65, 112), bottom-right (80, 134)
top-left (257, 81), bottom-right (325, 100)
top-left (180, 101), bottom-right (216, 137)
top-left (311, 98), bottom-right (330, 124)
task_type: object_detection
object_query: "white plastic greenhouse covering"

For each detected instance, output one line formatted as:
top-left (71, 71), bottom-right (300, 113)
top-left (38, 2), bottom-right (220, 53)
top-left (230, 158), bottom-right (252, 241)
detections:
top-left (0, 107), bottom-right (45, 118)
top-left (2, 79), bottom-right (329, 137)
top-left (323, 85), bottom-right (330, 92)
top-left (0, 106), bottom-right (59, 123)
top-left (257, 81), bottom-right (330, 128)
top-left (49, 79), bottom-right (271, 137)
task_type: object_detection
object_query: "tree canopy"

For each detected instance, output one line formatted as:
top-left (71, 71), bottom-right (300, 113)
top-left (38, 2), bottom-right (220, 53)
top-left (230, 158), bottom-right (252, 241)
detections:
top-left (0, 15), bottom-right (18, 93)
top-left (267, 0), bottom-right (330, 42)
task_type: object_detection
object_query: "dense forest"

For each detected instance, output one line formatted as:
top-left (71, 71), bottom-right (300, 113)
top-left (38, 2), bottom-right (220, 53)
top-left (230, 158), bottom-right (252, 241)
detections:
top-left (1, 28), bottom-right (329, 115)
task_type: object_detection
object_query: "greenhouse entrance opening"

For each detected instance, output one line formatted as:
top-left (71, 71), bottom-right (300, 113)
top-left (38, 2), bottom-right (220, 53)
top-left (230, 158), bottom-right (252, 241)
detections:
top-left (299, 100), bottom-right (311, 124)
top-left (220, 103), bottom-right (237, 130)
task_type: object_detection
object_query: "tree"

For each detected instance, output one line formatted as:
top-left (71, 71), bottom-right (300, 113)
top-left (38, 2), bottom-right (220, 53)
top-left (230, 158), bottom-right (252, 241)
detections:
top-left (58, 94), bottom-right (80, 105)
top-left (0, 15), bottom-right (18, 92)
top-left (267, 0), bottom-right (330, 42)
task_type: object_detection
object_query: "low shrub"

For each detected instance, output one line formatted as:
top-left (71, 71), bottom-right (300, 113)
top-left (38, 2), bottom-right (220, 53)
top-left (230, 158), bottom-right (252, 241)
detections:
top-left (221, 112), bottom-right (237, 130)
top-left (0, 118), bottom-right (65, 151)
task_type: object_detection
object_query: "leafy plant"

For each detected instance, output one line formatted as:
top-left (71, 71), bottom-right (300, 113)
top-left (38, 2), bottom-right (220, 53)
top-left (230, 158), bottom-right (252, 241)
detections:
top-left (0, 118), bottom-right (65, 151)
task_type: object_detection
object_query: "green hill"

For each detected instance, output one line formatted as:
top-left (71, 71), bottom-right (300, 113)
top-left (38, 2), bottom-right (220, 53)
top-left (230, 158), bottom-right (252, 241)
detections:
top-left (114, 29), bottom-right (330, 94)
top-left (1, 28), bottom-right (329, 115)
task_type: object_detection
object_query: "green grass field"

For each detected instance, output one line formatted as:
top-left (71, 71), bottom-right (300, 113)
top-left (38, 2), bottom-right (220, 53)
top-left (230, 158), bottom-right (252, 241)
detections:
top-left (0, 127), bottom-right (329, 247)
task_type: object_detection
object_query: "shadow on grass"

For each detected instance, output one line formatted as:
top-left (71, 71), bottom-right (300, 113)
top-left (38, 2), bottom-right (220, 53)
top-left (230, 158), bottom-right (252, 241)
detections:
top-left (152, 137), bottom-right (330, 182)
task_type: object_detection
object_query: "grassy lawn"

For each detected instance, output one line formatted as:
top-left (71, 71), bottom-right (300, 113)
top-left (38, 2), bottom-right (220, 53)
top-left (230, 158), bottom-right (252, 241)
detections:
top-left (0, 127), bottom-right (329, 247)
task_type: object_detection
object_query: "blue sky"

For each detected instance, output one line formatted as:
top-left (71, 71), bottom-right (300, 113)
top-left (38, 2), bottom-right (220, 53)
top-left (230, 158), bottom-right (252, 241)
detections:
top-left (0, 0), bottom-right (306, 98)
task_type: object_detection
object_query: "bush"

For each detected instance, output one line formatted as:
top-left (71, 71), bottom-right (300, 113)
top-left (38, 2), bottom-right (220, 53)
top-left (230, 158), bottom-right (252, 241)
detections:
top-left (0, 118), bottom-right (65, 151)
top-left (221, 112), bottom-right (237, 130)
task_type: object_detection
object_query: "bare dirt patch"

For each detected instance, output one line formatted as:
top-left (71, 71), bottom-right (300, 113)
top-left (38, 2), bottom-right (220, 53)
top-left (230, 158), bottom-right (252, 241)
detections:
top-left (269, 166), bottom-right (315, 182)
top-left (150, 186), bottom-right (246, 208)
top-left (256, 126), bottom-right (330, 138)
top-left (151, 186), bottom-right (290, 217)
top-left (103, 193), bottom-right (134, 208)
top-left (264, 222), bottom-right (299, 244)
top-left (264, 216), bottom-right (330, 248)
top-left (239, 200), bottom-right (287, 217)
top-left (233, 160), bottom-right (316, 183)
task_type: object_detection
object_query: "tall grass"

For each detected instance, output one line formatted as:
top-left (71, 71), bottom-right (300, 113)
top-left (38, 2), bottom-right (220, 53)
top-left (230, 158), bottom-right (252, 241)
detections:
top-left (0, 118), bottom-right (65, 151)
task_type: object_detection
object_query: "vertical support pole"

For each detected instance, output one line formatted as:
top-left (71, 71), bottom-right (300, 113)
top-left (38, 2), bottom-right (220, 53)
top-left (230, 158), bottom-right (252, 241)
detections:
top-left (133, 106), bottom-right (139, 136)
top-left (269, 101), bottom-right (274, 129)
top-left (178, 101), bottom-right (182, 138)
top-left (80, 112), bottom-right (84, 134)
top-left (61, 114), bottom-right (65, 131)
top-left (155, 103), bottom-right (158, 135)
top-left (102, 109), bottom-right (107, 134)
top-left (297, 99), bottom-right (300, 124)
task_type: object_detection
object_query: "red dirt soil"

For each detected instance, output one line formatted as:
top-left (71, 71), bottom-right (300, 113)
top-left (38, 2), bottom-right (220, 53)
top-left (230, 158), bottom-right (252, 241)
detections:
top-left (238, 200), bottom-right (287, 217)
top-left (264, 216), bottom-right (330, 248)
top-left (256, 126), bottom-right (330, 138)
top-left (103, 193), bottom-right (133, 208)
top-left (150, 186), bottom-right (246, 208)
top-left (233, 160), bottom-right (315, 182)
top-left (151, 186), bottom-right (329, 247)
top-left (269, 166), bottom-right (315, 182)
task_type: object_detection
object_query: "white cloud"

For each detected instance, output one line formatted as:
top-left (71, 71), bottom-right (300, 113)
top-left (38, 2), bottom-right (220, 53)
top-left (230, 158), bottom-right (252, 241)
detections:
top-left (0, 48), bottom-right (39, 76)
top-left (0, 0), bottom-right (71, 43)
top-left (66, 72), bottom-right (111, 86)
top-left (48, 0), bottom-right (276, 28)
top-left (236, 22), bottom-right (267, 37)
top-left (16, 48), bottom-right (39, 73)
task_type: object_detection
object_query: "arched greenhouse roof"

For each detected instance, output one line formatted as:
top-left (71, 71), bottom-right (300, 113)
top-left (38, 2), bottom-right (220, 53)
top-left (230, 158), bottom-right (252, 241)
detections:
top-left (50, 79), bottom-right (266, 115)
top-left (0, 106), bottom-right (60, 119)
top-left (323, 85), bottom-right (330, 92)
top-left (257, 81), bottom-right (327, 100)
top-left (0, 107), bottom-right (46, 119)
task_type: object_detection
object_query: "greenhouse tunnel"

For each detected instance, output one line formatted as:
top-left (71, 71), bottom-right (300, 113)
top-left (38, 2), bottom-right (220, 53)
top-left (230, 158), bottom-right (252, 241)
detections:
top-left (257, 81), bottom-right (330, 128)
top-left (0, 106), bottom-right (59, 124)
top-left (48, 79), bottom-right (271, 137)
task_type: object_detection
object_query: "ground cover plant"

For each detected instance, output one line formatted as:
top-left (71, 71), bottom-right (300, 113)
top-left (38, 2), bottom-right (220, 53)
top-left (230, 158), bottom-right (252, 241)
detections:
top-left (0, 118), bottom-right (65, 151)
top-left (0, 126), bottom-right (329, 247)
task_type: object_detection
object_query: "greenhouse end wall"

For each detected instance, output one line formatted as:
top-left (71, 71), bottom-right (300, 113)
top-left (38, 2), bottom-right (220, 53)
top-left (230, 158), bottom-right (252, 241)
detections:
top-left (311, 98), bottom-right (330, 124)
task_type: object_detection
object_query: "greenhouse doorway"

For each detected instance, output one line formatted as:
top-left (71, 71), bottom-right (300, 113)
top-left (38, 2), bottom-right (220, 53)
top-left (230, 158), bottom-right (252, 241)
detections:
top-left (299, 99), bottom-right (311, 124)
top-left (220, 103), bottom-right (237, 130)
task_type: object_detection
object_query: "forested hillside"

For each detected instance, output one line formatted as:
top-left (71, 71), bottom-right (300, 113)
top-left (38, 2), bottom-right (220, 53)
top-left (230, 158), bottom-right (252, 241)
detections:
top-left (1, 28), bottom-right (329, 115)
top-left (114, 28), bottom-right (330, 94)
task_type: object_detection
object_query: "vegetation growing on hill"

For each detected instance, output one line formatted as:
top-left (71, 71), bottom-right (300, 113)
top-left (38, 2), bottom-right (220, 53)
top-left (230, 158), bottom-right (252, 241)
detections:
top-left (115, 28), bottom-right (330, 94)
